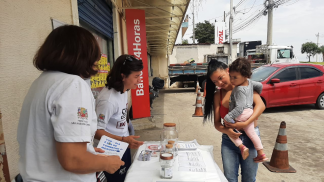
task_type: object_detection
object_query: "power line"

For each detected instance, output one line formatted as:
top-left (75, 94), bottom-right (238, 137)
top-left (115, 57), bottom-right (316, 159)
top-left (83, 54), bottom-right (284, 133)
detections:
top-left (235, 0), bottom-right (247, 8)
top-left (231, 0), bottom-right (298, 34)
top-left (237, 0), bottom-right (257, 14)
top-left (233, 6), bottom-right (264, 24)
top-left (233, 8), bottom-right (266, 34)
top-left (284, 0), bottom-right (300, 6)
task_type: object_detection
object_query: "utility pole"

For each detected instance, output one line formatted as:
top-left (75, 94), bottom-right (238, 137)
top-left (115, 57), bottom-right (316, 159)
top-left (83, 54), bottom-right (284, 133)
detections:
top-left (229, 0), bottom-right (233, 63)
top-left (267, 0), bottom-right (274, 46)
top-left (192, 0), bottom-right (195, 44)
top-left (316, 32), bottom-right (320, 62)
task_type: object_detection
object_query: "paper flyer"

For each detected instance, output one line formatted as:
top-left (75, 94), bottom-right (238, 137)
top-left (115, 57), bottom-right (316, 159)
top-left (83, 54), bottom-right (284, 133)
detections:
top-left (145, 143), bottom-right (160, 157)
top-left (178, 167), bottom-right (207, 172)
top-left (97, 135), bottom-right (129, 158)
top-left (177, 142), bottom-right (197, 150)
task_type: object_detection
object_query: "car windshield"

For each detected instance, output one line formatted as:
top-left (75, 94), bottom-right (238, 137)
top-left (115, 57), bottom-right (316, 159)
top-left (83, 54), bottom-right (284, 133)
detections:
top-left (251, 66), bottom-right (279, 82)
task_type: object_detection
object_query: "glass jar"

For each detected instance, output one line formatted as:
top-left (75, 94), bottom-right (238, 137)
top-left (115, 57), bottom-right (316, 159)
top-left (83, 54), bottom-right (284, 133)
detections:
top-left (168, 140), bottom-right (176, 155)
top-left (160, 153), bottom-right (174, 179)
top-left (160, 123), bottom-right (179, 156)
top-left (165, 144), bottom-right (173, 155)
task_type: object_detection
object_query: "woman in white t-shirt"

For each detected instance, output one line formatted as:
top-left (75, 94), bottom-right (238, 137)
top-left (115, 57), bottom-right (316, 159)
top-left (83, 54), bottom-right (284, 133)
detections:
top-left (17, 25), bottom-right (124, 182)
top-left (95, 54), bottom-right (145, 181)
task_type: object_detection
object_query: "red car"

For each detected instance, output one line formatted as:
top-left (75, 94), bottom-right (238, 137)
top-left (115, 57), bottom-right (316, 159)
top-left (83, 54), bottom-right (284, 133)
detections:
top-left (250, 63), bottom-right (324, 109)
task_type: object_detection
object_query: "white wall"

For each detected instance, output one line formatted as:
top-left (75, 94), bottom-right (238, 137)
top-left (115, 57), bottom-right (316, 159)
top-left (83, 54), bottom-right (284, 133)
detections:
top-left (170, 44), bottom-right (239, 65)
top-left (170, 45), bottom-right (199, 64)
top-left (151, 55), bottom-right (168, 78)
top-left (0, 0), bottom-right (77, 179)
top-left (197, 45), bottom-right (215, 63)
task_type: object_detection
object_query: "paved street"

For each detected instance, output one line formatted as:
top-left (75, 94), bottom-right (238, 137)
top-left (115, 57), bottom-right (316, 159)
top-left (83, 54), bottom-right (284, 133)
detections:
top-left (133, 89), bottom-right (324, 182)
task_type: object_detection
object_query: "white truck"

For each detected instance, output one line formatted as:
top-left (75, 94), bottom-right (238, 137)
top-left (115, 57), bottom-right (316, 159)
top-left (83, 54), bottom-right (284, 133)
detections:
top-left (254, 45), bottom-right (299, 64)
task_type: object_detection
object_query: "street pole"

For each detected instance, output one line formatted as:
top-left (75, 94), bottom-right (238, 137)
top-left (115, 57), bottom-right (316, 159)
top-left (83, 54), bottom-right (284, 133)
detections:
top-left (316, 32), bottom-right (319, 62)
top-left (267, 0), bottom-right (274, 46)
top-left (192, 0), bottom-right (195, 44)
top-left (229, 0), bottom-right (233, 64)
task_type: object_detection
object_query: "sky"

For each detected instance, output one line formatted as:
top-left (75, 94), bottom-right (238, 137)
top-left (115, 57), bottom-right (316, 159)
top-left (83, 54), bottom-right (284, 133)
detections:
top-left (175, 0), bottom-right (324, 62)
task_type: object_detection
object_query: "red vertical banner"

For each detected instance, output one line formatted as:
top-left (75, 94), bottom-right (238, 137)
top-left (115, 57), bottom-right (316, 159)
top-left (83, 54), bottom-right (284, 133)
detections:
top-left (126, 9), bottom-right (151, 119)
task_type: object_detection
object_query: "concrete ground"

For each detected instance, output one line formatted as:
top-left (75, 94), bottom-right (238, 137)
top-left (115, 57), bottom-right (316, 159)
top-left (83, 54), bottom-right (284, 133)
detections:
top-left (131, 89), bottom-right (324, 182)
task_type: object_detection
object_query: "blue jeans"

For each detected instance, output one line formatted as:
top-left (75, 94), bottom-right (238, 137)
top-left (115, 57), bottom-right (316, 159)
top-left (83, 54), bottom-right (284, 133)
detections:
top-left (221, 127), bottom-right (260, 182)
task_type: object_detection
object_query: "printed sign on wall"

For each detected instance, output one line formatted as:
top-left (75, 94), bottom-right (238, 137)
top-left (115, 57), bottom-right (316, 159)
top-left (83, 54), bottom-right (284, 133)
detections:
top-left (91, 54), bottom-right (110, 98)
top-left (125, 9), bottom-right (151, 119)
top-left (215, 22), bottom-right (225, 44)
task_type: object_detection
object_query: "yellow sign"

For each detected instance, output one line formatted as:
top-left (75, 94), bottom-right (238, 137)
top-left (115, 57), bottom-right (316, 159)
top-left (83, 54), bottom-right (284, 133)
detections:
top-left (91, 54), bottom-right (110, 89)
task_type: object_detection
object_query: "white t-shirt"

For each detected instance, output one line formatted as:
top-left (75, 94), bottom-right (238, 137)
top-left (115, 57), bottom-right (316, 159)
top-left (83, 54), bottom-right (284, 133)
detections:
top-left (17, 71), bottom-right (97, 182)
top-left (96, 87), bottom-right (129, 137)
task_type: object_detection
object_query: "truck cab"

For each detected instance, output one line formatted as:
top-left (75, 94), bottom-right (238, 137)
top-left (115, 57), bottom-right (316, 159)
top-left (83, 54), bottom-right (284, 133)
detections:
top-left (268, 45), bottom-right (299, 63)
top-left (256, 45), bottom-right (299, 64)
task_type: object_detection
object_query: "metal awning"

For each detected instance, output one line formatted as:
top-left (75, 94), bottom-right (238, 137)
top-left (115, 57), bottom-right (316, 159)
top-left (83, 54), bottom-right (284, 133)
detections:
top-left (121, 0), bottom-right (190, 56)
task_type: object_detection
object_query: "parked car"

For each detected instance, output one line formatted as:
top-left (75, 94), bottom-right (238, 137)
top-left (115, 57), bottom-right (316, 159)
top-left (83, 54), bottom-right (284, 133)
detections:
top-left (250, 63), bottom-right (324, 109)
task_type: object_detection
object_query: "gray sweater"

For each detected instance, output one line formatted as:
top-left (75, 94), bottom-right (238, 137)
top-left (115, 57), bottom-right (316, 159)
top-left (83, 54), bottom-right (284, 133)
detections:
top-left (224, 79), bottom-right (263, 123)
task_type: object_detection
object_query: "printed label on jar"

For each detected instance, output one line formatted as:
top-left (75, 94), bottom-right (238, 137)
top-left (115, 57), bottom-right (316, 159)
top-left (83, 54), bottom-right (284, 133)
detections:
top-left (160, 167), bottom-right (173, 178)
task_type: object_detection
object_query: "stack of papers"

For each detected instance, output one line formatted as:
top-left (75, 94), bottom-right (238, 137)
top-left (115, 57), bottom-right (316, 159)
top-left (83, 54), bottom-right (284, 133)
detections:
top-left (177, 142), bottom-right (197, 151)
top-left (178, 151), bottom-right (206, 172)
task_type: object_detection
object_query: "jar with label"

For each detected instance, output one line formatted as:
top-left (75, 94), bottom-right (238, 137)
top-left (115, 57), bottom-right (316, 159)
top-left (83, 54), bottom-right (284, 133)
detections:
top-left (160, 153), bottom-right (174, 179)
top-left (160, 123), bottom-right (178, 156)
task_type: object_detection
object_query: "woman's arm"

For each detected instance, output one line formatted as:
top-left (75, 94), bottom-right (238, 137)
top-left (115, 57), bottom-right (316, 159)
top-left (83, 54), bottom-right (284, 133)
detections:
top-left (225, 91), bottom-right (265, 130)
top-left (214, 90), bottom-right (241, 139)
top-left (95, 129), bottom-right (144, 149)
top-left (56, 142), bottom-right (124, 174)
top-left (95, 100), bottom-right (144, 149)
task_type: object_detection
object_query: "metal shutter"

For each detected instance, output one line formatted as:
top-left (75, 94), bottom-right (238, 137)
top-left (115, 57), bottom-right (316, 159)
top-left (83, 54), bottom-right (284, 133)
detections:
top-left (78, 0), bottom-right (113, 39)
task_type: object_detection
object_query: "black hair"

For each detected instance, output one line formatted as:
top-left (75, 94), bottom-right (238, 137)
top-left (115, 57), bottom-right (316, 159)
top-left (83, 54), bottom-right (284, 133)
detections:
top-left (106, 54), bottom-right (143, 93)
top-left (229, 57), bottom-right (252, 78)
top-left (203, 59), bottom-right (228, 123)
top-left (33, 25), bottom-right (101, 78)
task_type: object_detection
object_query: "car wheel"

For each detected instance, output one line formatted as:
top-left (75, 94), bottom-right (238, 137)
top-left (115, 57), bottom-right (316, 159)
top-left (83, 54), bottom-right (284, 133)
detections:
top-left (316, 93), bottom-right (324, 109)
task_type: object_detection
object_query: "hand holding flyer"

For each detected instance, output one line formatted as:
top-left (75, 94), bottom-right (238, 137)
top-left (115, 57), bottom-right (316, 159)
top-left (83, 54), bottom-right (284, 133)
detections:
top-left (97, 135), bottom-right (129, 158)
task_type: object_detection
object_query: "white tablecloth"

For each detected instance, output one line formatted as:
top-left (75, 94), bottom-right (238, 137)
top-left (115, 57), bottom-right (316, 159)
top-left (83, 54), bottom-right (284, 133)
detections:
top-left (125, 140), bottom-right (228, 182)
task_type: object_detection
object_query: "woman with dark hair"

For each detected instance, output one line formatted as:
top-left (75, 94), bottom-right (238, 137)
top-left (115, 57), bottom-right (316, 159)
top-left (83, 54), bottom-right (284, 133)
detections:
top-left (95, 54), bottom-right (145, 181)
top-left (203, 59), bottom-right (266, 182)
top-left (17, 25), bottom-right (124, 182)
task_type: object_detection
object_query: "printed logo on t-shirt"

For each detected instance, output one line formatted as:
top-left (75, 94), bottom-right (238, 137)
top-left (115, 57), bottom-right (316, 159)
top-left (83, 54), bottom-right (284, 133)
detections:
top-left (116, 121), bottom-right (126, 129)
top-left (116, 107), bottom-right (127, 129)
top-left (77, 107), bottom-right (88, 119)
top-left (98, 114), bottom-right (105, 124)
top-left (121, 108), bottom-right (127, 120)
top-left (74, 107), bottom-right (89, 126)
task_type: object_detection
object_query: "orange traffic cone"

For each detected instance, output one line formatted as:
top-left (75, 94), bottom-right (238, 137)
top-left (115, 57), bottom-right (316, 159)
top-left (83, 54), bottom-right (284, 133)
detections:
top-left (263, 121), bottom-right (296, 173)
top-left (192, 92), bottom-right (203, 117)
top-left (193, 91), bottom-right (202, 106)
top-left (195, 81), bottom-right (200, 94)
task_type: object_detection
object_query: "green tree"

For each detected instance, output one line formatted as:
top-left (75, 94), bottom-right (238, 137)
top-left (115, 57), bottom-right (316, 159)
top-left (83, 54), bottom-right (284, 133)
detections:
top-left (301, 42), bottom-right (320, 62)
top-left (191, 20), bottom-right (215, 44)
top-left (319, 45), bottom-right (324, 62)
top-left (182, 39), bottom-right (188, 44)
